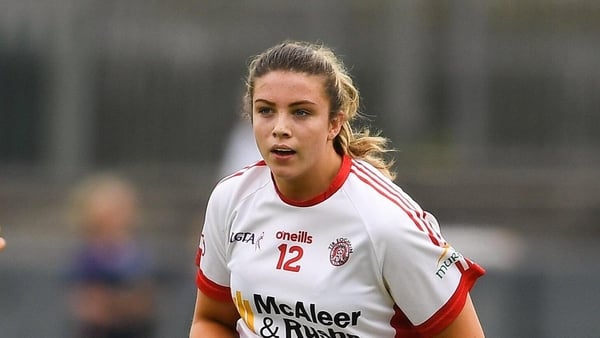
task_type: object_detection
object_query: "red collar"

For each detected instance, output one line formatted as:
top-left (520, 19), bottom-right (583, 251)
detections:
top-left (275, 155), bottom-right (351, 207)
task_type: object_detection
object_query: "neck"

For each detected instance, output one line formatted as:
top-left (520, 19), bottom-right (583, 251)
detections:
top-left (275, 153), bottom-right (343, 202)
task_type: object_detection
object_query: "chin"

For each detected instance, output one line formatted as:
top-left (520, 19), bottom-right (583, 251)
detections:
top-left (270, 168), bottom-right (294, 180)
top-left (268, 165), bottom-right (297, 180)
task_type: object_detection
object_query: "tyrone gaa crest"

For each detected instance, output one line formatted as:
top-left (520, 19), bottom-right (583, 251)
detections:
top-left (329, 238), bottom-right (353, 266)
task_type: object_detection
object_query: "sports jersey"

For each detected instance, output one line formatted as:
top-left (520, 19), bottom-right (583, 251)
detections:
top-left (196, 155), bottom-right (484, 337)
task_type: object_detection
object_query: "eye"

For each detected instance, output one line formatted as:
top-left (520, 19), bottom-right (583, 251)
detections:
top-left (255, 106), bottom-right (273, 115)
top-left (294, 109), bottom-right (310, 117)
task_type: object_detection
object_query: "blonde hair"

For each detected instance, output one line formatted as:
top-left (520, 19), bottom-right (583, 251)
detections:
top-left (67, 173), bottom-right (139, 234)
top-left (243, 41), bottom-right (396, 180)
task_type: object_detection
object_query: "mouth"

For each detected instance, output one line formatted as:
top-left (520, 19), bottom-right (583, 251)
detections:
top-left (270, 146), bottom-right (296, 157)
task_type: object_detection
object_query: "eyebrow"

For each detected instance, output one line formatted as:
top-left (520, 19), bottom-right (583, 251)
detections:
top-left (254, 99), bottom-right (317, 107)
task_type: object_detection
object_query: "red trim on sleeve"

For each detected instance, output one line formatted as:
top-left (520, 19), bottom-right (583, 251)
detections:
top-left (389, 261), bottom-right (485, 337)
top-left (415, 261), bottom-right (485, 337)
top-left (196, 268), bottom-right (233, 302)
top-left (389, 306), bottom-right (424, 338)
top-left (195, 247), bottom-right (232, 302)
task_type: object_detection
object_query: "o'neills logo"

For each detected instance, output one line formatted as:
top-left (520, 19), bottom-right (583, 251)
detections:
top-left (329, 238), bottom-right (353, 266)
top-left (276, 230), bottom-right (313, 244)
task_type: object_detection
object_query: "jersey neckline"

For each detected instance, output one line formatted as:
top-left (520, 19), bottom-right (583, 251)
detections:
top-left (273, 155), bottom-right (351, 207)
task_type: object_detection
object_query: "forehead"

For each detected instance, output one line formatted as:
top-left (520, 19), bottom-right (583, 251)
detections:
top-left (253, 71), bottom-right (327, 102)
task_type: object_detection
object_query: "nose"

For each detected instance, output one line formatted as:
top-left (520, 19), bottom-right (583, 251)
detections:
top-left (272, 112), bottom-right (291, 138)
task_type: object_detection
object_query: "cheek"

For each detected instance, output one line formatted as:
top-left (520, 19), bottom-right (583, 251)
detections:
top-left (252, 125), bottom-right (270, 152)
top-left (252, 122), bottom-right (268, 139)
top-left (304, 129), bottom-right (330, 152)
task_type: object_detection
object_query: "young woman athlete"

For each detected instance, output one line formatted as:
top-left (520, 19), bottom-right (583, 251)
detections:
top-left (190, 40), bottom-right (485, 338)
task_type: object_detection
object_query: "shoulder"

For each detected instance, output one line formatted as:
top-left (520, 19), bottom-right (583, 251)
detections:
top-left (346, 159), bottom-right (421, 215)
top-left (345, 159), bottom-right (437, 241)
top-left (208, 160), bottom-right (270, 208)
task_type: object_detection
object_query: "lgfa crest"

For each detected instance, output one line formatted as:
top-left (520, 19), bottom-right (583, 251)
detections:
top-left (329, 237), bottom-right (353, 266)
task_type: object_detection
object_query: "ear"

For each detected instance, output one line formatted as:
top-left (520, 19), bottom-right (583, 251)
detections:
top-left (328, 112), bottom-right (344, 140)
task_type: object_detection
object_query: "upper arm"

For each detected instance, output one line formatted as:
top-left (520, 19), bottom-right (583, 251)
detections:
top-left (433, 294), bottom-right (484, 338)
top-left (190, 289), bottom-right (240, 338)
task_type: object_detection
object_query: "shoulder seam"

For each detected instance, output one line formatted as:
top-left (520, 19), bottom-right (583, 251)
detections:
top-left (349, 161), bottom-right (444, 246)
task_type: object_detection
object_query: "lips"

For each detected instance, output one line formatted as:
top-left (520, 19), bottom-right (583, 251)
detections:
top-left (270, 145), bottom-right (296, 156)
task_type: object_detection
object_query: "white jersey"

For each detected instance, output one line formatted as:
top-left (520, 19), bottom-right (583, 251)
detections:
top-left (196, 155), bottom-right (484, 337)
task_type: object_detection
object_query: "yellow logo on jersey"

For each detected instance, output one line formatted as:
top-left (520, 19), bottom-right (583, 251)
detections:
top-left (436, 243), bottom-right (452, 266)
top-left (436, 243), bottom-right (470, 279)
top-left (234, 290), bottom-right (255, 332)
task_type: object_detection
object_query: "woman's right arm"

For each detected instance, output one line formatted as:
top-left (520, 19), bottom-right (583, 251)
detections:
top-left (189, 289), bottom-right (240, 338)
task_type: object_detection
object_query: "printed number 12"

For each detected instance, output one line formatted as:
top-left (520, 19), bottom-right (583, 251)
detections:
top-left (276, 244), bottom-right (303, 272)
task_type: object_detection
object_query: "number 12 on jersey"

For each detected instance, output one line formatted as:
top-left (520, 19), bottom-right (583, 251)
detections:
top-left (276, 244), bottom-right (303, 272)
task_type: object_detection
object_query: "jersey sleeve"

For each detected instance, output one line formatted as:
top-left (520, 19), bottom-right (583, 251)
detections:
top-left (195, 186), bottom-right (233, 302)
top-left (380, 210), bottom-right (485, 336)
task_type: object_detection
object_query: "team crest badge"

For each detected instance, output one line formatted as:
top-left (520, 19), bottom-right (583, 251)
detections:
top-left (329, 238), bottom-right (353, 266)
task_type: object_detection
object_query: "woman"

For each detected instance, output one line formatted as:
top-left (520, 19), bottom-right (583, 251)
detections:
top-left (190, 41), bottom-right (485, 337)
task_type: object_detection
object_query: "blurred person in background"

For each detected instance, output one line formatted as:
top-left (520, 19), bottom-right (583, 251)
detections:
top-left (66, 174), bottom-right (157, 338)
top-left (189, 41), bottom-right (485, 338)
top-left (0, 235), bottom-right (5, 251)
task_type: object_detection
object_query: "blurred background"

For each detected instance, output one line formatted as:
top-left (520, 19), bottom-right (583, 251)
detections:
top-left (1, 1), bottom-right (599, 337)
